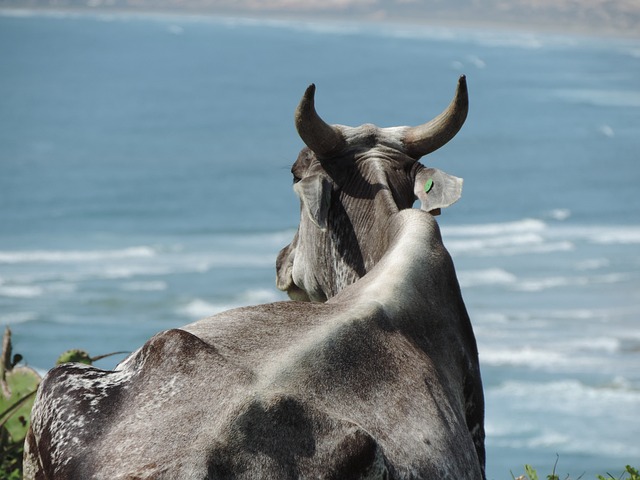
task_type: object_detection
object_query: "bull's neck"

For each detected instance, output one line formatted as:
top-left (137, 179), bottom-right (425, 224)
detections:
top-left (337, 156), bottom-right (407, 263)
top-left (329, 209), bottom-right (450, 314)
top-left (324, 184), bottom-right (401, 297)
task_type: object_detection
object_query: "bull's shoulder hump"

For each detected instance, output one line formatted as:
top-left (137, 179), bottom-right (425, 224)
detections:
top-left (389, 209), bottom-right (443, 243)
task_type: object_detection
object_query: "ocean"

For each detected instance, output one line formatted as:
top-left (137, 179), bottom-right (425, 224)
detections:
top-left (1, 10), bottom-right (639, 478)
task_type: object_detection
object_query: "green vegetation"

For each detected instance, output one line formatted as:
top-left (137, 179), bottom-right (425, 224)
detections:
top-left (513, 462), bottom-right (640, 480)
top-left (596, 466), bottom-right (640, 480)
top-left (1, 327), bottom-right (40, 479)
top-left (0, 327), bottom-right (127, 479)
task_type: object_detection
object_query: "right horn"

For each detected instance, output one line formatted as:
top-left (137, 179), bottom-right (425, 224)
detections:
top-left (403, 75), bottom-right (469, 159)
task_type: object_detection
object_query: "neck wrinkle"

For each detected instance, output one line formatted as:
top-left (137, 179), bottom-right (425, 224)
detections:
top-left (316, 156), bottom-right (414, 301)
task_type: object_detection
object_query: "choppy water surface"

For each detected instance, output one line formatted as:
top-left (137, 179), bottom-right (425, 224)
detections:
top-left (1, 11), bottom-right (639, 478)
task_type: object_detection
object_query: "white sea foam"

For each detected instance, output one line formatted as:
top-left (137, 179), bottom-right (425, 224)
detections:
top-left (545, 308), bottom-right (601, 321)
top-left (0, 247), bottom-right (156, 264)
top-left (513, 275), bottom-right (585, 292)
top-left (489, 428), bottom-right (639, 459)
top-left (178, 299), bottom-right (235, 319)
top-left (544, 224), bottom-right (640, 244)
top-left (0, 248), bottom-right (275, 285)
top-left (515, 272), bottom-right (630, 292)
top-left (445, 219), bottom-right (640, 246)
top-left (101, 265), bottom-right (171, 280)
top-left (442, 219), bottom-right (640, 259)
top-left (490, 379), bottom-right (640, 416)
top-left (480, 347), bottom-right (567, 369)
top-left (447, 236), bottom-right (573, 257)
top-left (0, 312), bottom-right (39, 325)
top-left (526, 431), bottom-right (572, 448)
top-left (0, 285), bottom-right (44, 298)
top-left (121, 281), bottom-right (168, 292)
top-left (590, 227), bottom-right (640, 244)
top-left (458, 268), bottom-right (517, 288)
top-left (213, 230), bottom-right (296, 249)
top-left (565, 336), bottom-right (621, 354)
top-left (239, 288), bottom-right (285, 304)
top-left (0, 279), bottom-right (79, 298)
top-left (178, 288), bottom-right (285, 319)
top-left (443, 218), bottom-right (546, 237)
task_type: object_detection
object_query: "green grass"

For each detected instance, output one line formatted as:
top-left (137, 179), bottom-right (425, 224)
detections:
top-left (512, 462), bottom-right (639, 480)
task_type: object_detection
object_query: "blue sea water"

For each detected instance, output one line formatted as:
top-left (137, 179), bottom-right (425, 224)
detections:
top-left (1, 10), bottom-right (639, 478)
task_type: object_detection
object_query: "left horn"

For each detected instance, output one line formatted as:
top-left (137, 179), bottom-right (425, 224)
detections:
top-left (403, 75), bottom-right (469, 159)
top-left (295, 84), bottom-right (346, 157)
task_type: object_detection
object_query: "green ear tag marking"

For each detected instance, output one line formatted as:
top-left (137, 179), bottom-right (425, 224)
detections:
top-left (424, 178), bottom-right (434, 194)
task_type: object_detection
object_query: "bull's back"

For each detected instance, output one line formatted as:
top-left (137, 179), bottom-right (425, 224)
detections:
top-left (25, 303), bottom-right (480, 479)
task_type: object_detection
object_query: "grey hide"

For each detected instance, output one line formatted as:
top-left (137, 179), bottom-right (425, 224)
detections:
top-left (24, 76), bottom-right (485, 480)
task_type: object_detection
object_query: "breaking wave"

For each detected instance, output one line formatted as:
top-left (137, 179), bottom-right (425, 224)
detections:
top-left (489, 378), bottom-right (640, 421)
top-left (178, 299), bottom-right (233, 319)
top-left (0, 285), bottom-right (44, 298)
top-left (479, 332), bottom-right (627, 371)
top-left (481, 346), bottom-right (568, 369)
top-left (177, 289), bottom-right (284, 320)
top-left (120, 281), bottom-right (168, 292)
top-left (0, 247), bottom-right (156, 264)
top-left (458, 268), bottom-right (517, 288)
top-left (513, 272), bottom-right (630, 292)
top-left (486, 378), bottom-right (640, 458)
top-left (443, 219), bottom-right (546, 236)
top-left (442, 219), bottom-right (640, 257)
top-left (0, 311), bottom-right (39, 325)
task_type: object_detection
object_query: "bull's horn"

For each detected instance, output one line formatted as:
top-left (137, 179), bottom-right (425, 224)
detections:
top-left (403, 75), bottom-right (469, 159)
top-left (295, 84), bottom-right (346, 157)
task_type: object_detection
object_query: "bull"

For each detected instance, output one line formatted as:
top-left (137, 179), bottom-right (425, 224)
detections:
top-left (24, 76), bottom-right (484, 479)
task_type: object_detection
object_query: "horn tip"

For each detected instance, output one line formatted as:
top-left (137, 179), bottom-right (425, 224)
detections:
top-left (305, 83), bottom-right (316, 97)
top-left (457, 74), bottom-right (467, 92)
top-left (296, 84), bottom-right (317, 121)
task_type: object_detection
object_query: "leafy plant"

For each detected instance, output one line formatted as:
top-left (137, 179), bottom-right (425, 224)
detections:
top-left (597, 466), bottom-right (640, 480)
top-left (0, 327), bottom-right (128, 479)
top-left (1, 327), bottom-right (41, 479)
top-left (514, 461), bottom-right (639, 480)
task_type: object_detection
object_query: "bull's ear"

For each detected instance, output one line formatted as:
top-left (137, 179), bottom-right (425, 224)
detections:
top-left (414, 167), bottom-right (463, 214)
top-left (294, 175), bottom-right (332, 231)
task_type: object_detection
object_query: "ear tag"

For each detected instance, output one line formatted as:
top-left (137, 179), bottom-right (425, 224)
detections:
top-left (424, 178), bottom-right (434, 194)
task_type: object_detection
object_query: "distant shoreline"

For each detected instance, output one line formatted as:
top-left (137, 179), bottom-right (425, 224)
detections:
top-left (1, 5), bottom-right (639, 40)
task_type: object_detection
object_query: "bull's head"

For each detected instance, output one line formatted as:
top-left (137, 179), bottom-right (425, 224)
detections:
top-left (277, 76), bottom-right (468, 302)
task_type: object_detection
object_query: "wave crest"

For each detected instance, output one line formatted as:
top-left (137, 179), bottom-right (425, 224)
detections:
top-left (0, 247), bottom-right (156, 264)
